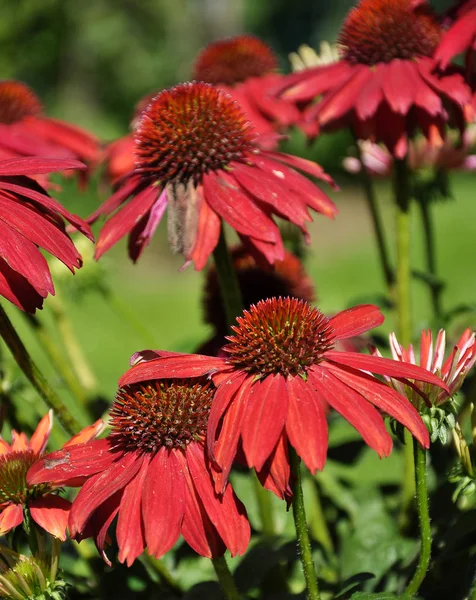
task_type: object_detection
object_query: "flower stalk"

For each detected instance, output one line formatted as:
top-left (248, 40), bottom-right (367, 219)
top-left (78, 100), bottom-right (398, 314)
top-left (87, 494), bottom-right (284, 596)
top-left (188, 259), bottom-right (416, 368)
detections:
top-left (403, 438), bottom-right (431, 598)
top-left (212, 556), bottom-right (241, 600)
top-left (290, 448), bottom-right (321, 600)
top-left (212, 225), bottom-right (244, 327)
top-left (417, 197), bottom-right (443, 323)
top-left (0, 303), bottom-right (81, 436)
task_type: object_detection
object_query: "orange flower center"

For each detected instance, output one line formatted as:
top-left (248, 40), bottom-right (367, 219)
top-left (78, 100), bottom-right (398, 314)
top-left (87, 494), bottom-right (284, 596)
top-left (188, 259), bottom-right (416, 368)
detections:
top-left (0, 450), bottom-right (50, 504)
top-left (0, 81), bottom-right (42, 124)
top-left (339, 0), bottom-right (441, 65)
top-left (225, 297), bottom-right (335, 377)
top-left (193, 35), bottom-right (278, 85)
top-left (110, 380), bottom-right (214, 451)
top-left (134, 82), bottom-right (256, 185)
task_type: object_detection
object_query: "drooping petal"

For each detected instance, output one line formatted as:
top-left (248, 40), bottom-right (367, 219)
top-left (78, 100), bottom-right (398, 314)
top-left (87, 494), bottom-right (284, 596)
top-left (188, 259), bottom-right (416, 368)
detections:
top-left (0, 259), bottom-right (44, 312)
top-left (117, 455), bottom-right (150, 566)
top-left (29, 411), bottom-right (53, 455)
top-left (256, 433), bottom-right (292, 502)
top-left (142, 448), bottom-right (185, 558)
top-left (186, 443), bottom-right (250, 557)
top-left (0, 157), bottom-right (85, 176)
top-left (241, 374), bottom-right (288, 471)
top-left (27, 439), bottom-right (116, 486)
top-left (328, 304), bottom-right (384, 340)
top-left (118, 354), bottom-right (225, 387)
top-left (190, 189), bottom-right (221, 270)
top-left (310, 366), bottom-right (393, 457)
top-left (325, 350), bottom-right (450, 393)
top-left (286, 374), bottom-right (328, 473)
top-left (354, 63), bottom-right (385, 120)
top-left (381, 60), bottom-right (416, 114)
top-left (29, 495), bottom-right (71, 541)
top-left (0, 504), bottom-right (24, 535)
top-left (316, 67), bottom-right (373, 125)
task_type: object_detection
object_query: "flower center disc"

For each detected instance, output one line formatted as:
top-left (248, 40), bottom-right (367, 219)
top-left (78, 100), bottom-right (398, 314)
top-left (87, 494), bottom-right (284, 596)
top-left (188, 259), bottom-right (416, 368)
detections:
top-left (339, 0), bottom-right (441, 65)
top-left (225, 297), bottom-right (335, 377)
top-left (193, 35), bottom-right (278, 85)
top-left (134, 82), bottom-right (255, 184)
top-left (110, 380), bottom-right (214, 451)
top-left (0, 81), bottom-right (42, 124)
top-left (0, 450), bottom-right (40, 504)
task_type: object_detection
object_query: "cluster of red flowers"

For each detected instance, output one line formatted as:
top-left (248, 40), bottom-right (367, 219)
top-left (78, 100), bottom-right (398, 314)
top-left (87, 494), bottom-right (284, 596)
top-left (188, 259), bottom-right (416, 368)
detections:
top-left (1, 0), bottom-right (475, 576)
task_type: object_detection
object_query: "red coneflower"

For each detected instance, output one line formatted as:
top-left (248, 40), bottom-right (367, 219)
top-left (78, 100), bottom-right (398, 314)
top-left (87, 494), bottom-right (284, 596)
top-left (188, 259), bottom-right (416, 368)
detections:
top-left (0, 412), bottom-right (102, 540)
top-left (118, 299), bottom-right (449, 499)
top-left (28, 380), bottom-right (250, 565)
top-left (0, 81), bottom-right (101, 185)
top-left (193, 35), bottom-right (302, 146)
top-left (90, 82), bottom-right (337, 269)
top-left (279, 0), bottom-right (472, 157)
top-left (0, 157), bottom-right (93, 312)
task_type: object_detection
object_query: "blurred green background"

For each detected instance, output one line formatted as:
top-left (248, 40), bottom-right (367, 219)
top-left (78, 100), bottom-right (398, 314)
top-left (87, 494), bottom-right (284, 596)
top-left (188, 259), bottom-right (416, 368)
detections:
top-left (1, 0), bottom-right (473, 445)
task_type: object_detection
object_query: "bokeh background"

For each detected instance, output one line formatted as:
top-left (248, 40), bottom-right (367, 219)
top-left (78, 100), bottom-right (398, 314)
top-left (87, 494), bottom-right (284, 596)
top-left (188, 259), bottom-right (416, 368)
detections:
top-left (2, 0), bottom-right (473, 446)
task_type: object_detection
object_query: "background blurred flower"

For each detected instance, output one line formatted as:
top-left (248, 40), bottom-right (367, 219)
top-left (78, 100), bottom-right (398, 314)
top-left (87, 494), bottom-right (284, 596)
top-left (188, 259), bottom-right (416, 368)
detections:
top-left (90, 82), bottom-right (337, 269)
top-left (0, 157), bottom-right (93, 312)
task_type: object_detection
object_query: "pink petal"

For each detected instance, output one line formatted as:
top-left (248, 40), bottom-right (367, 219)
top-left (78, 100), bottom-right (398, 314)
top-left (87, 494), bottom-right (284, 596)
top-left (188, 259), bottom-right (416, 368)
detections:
top-left (241, 374), bottom-right (289, 471)
top-left (142, 448), bottom-right (185, 558)
top-left (328, 304), bottom-right (384, 340)
top-left (29, 411), bottom-right (53, 455)
top-left (326, 350), bottom-right (450, 393)
top-left (317, 67), bottom-right (373, 125)
top-left (286, 375), bottom-right (328, 473)
top-left (118, 355), bottom-right (225, 387)
top-left (435, 9), bottom-right (476, 68)
top-left (186, 443), bottom-right (250, 557)
top-left (117, 455), bottom-right (150, 566)
top-left (310, 366), bottom-right (393, 457)
top-left (281, 61), bottom-right (354, 103)
top-left (0, 504), bottom-right (24, 535)
top-left (29, 495), bottom-right (71, 541)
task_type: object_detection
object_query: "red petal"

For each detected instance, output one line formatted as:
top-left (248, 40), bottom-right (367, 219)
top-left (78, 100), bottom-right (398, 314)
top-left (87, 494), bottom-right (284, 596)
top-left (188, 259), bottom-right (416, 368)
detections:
top-left (27, 439), bottom-right (116, 486)
top-left (241, 374), bottom-right (288, 471)
top-left (96, 185), bottom-right (158, 259)
top-left (256, 433), bottom-right (292, 501)
top-left (286, 375), bottom-right (328, 473)
top-left (317, 67), bottom-right (373, 125)
top-left (324, 362), bottom-right (429, 448)
top-left (117, 455), bottom-right (149, 566)
top-left (310, 367), bottom-right (392, 457)
top-left (0, 503), bottom-right (24, 535)
top-left (435, 9), bottom-right (476, 68)
top-left (0, 157), bottom-right (85, 176)
top-left (29, 411), bottom-right (53, 455)
top-left (328, 304), bottom-right (384, 340)
top-left (186, 444), bottom-right (250, 557)
top-left (63, 420), bottom-right (105, 447)
top-left (354, 64), bottom-right (385, 120)
top-left (142, 448), bottom-right (185, 558)
top-left (0, 259), bottom-right (44, 312)
top-left (242, 233), bottom-right (285, 265)
top-left (381, 60), bottom-right (416, 114)
top-left (190, 187), bottom-right (221, 270)
top-left (29, 495), bottom-right (71, 541)
top-left (202, 171), bottom-right (276, 242)
top-left (88, 176), bottom-right (142, 224)
top-left (267, 152), bottom-right (334, 186)
top-left (326, 351), bottom-right (450, 393)
top-left (69, 452), bottom-right (141, 538)
top-left (118, 355), bottom-right (225, 387)
top-left (281, 61), bottom-right (354, 103)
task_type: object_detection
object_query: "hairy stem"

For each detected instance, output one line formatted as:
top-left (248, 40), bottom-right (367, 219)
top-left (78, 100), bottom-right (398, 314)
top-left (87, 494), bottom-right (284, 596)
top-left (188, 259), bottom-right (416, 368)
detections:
top-left (418, 198), bottom-right (443, 323)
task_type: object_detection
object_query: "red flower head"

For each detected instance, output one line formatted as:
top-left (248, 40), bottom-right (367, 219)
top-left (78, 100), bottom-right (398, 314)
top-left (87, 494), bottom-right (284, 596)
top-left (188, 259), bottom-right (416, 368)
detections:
top-left (193, 35), bottom-right (302, 146)
top-left (0, 412), bottom-right (102, 541)
top-left (279, 0), bottom-right (472, 157)
top-left (0, 81), bottom-right (101, 186)
top-left (118, 299), bottom-right (449, 500)
top-left (0, 157), bottom-right (94, 312)
top-left (199, 245), bottom-right (315, 355)
top-left (89, 82), bottom-right (337, 269)
top-left (28, 380), bottom-right (250, 565)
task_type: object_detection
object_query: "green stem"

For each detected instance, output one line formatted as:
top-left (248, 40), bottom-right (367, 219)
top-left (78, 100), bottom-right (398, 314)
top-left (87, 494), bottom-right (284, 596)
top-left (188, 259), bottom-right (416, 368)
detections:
top-left (355, 141), bottom-right (395, 290)
top-left (417, 198), bottom-right (443, 323)
top-left (143, 555), bottom-right (182, 593)
top-left (23, 313), bottom-right (90, 408)
top-left (290, 449), bottom-right (320, 600)
top-left (212, 225), bottom-right (244, 327)
top-left (212, 556), bottom-right (241, 600)
top-left (48, 295), bottom-right (98, 393)
top-left (400, 430), bottom-right (416, 531)
top-left (0, 303), bottom-right (80, 436)
top-left (403, 440), bottom-right (431, 598)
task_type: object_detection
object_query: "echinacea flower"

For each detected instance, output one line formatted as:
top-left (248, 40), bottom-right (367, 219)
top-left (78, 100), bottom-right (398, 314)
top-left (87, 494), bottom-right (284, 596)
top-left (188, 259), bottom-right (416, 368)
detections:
top-left (0, 80), bottom-right (101, 186)
top-left (279, 0), bottom-right (472, 157)
top-left (0, 157), bottom-right (94, 312)
top-left (199, 245), bottom-right (315, 355)
top-left (89, 82), bottom-right (337, 269)
top-left (381, 328), bottom-right (476, 406)
top-left (0, 411), bottom-right (103, 541)
top-left (193, 35), bottom-right (302, 145)
top-left (343, 126), bottom-right (476, 177)
top-left (28, 380), bottom-right (250, 565)
top-left (118, 299), bottom-right (449, 499)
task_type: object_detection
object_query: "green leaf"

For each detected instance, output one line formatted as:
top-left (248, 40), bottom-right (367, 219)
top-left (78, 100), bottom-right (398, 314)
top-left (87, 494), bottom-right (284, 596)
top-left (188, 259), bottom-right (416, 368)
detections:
top-left (335, 573), bottom-right (375, 598)
top-left (350, 593), bottom-right (399, 599)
